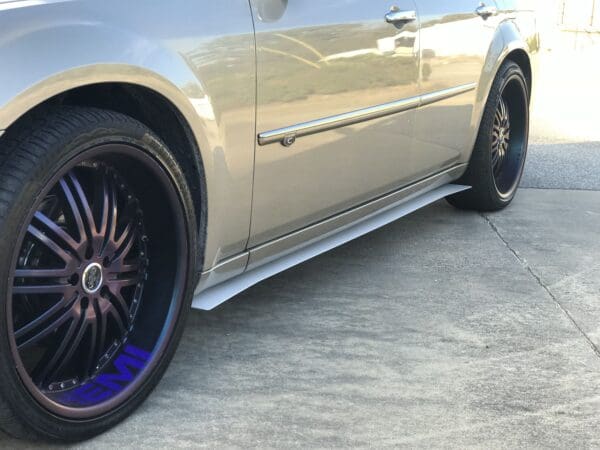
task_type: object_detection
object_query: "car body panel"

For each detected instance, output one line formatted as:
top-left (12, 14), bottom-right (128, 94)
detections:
top-left (0, 0), bottom-right (538, 305)
top-left (246, 164), bottom-right (468, 272)
top-left (248, 0), bottom-right (421, 246)
top-left (194, 180), bottom-right (470, 310)
top-left (0, 0), bottom-right (256, 271)
top-left (195, 1), bottom-right (538, 297)
top-left (467, 8), bottom-right (539, 161)
top-left (413, 0), bottom-right (500, 178)
top-left (196, 161), bottom-right (470, 294)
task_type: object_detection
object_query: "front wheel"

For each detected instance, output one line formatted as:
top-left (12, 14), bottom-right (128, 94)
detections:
top-left (0, 107), bottom-right (197, 441)
top-left (447, 60), bottom-right (530, 211)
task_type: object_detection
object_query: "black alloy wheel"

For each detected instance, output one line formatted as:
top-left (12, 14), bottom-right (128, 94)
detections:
top-left (489, 77), bottom-right (528, 199)
top-left (0, 107), bottom-right (197, 441)
top-left (447, 60), bottom-right (530, 211)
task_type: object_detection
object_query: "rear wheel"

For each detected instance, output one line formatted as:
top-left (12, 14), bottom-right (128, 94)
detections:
top-left (447, 60), bottom-right (530, 211)
top-left (0, 107), bottom-right (197, 441)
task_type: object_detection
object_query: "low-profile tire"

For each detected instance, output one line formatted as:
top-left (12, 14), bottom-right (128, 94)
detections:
top-left (0, 107), bottom-right (197, 441)
top-left (447, 60), bottom-right (530, 211)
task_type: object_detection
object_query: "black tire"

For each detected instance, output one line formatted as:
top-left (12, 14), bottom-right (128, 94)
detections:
top-left (447, 60), bottom-right (530, 211)
top-left (0, 107), bottom-right (197, 441)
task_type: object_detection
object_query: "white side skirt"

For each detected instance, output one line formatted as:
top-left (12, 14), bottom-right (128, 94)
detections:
top-left (192, 183), bottom-right (469, 311)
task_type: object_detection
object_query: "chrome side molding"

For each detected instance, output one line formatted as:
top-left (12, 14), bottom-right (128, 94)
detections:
top-left (192, 182), bottom-right (470, 310)
top-left (420, 83), bottom-right (477, 107)
top-left (257, 83), bottom-right (477, 146)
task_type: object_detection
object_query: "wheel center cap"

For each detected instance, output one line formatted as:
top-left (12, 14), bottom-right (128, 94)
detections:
top-left (82, 262), bottom-right (103, 294)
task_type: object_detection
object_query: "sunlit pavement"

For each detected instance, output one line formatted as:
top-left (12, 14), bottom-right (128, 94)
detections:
top-left (5, 188), bottom-right (597, 449)
top-left (525, 32), bottom-right (600, 191)
top-left (2, 33), bottom-right (600, 449)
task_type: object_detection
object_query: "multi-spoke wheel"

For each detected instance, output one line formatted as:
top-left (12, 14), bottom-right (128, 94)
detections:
top-left (0, 108), bottom-right (197, 441)
top-left (13, 163), bottom-right (148, 392)
top-left (491, 96), bottom-right (510, 177)
top-left (447, 60), bottom-right (529, 211)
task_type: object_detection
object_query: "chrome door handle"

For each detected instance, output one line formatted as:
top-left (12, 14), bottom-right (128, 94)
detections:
top-left (385, 7), bottom-right (417, 26)
top-left (476, 3), bottom-right (498, 19)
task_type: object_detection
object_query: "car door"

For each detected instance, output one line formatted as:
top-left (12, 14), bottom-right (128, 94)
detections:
top-left (412, 0), bottom-right (499, 178)
top-left (248, 0), bottom-right (420, 246)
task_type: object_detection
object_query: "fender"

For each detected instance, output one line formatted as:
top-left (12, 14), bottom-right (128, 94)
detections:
top-left (465, 14), bottom-right (539, 164)
top-left (0, 2), bottom-right (257, 272)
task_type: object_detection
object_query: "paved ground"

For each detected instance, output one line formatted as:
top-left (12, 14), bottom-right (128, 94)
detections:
top-left (2, 33), bottom-right (600, 449)
top-left (524, 34), bottom-right (600, 192)
top-left (522, 141), bottom-right (600, 191)
top-left (4, 187), bottom-right (598, 449)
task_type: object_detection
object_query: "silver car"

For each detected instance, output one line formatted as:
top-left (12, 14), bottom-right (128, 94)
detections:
top-left (0, 0), bottom-right (537, 441)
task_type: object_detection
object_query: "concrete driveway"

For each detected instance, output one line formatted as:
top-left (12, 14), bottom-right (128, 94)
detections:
top-left (5, 185), bottom-right (599, 448)
top-left (2, 35), bottom-right (600, 450)
top-left (4, 163), bottom-right (599, 448)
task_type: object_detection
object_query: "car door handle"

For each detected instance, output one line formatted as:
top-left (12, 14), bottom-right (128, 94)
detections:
top-left (385, 7), bottom-right (417, 26)
top-left (475, 3), bottom-right (498, 19)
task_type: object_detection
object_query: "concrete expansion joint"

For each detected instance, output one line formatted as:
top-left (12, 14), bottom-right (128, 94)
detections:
top-left (480, 212), bottom-right (600, 359)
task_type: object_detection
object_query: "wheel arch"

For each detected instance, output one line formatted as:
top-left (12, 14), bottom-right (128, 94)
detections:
top-left (463, 17), bottom-right (538, 166)
top-left (0, 70), bottom-right (210, 272)
top-left (0, 10), bottom-right (257, 273)
top-left (61, 82), bottom-right (209, 272)
top-left (503, 48), bottom-right (532, 100)
top-left (478, 19), bottom-right (536, 111)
